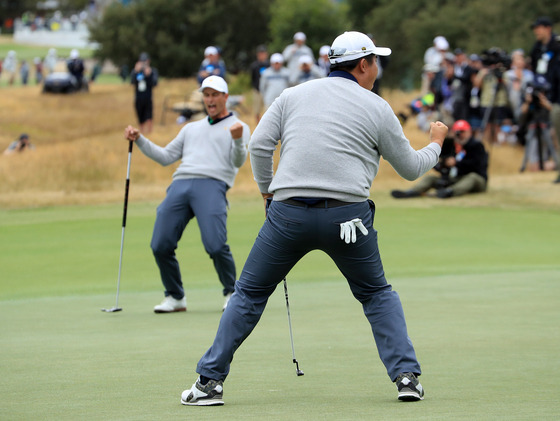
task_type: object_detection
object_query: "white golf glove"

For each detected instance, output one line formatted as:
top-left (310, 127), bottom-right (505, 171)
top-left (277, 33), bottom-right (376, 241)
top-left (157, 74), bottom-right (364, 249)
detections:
top-left (339, 218), bottom-right (369, 244)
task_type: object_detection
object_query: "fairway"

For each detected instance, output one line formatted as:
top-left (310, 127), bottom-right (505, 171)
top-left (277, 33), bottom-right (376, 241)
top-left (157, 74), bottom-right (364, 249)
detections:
top-left (1, 200), bottom-right (559, 420)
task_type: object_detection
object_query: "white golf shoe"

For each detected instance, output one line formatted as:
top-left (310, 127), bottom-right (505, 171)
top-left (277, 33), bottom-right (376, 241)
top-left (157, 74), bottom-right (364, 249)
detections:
top-left (181, 377), bottom-right (224, 406)
top-left (222, 292), bottom-right (233, 311)
top-left (153, 296), bottom-right (186, 313)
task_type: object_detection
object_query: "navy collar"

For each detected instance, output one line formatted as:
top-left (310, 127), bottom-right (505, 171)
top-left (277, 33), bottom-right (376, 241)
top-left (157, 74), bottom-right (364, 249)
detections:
top-left (208, 112), bottom-right (233, 125)
top-left (328, 70), bottom-right (358, 84)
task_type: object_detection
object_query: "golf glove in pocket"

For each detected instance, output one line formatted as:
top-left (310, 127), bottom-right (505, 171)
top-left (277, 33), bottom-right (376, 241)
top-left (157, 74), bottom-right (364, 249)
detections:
top-left (339, 218), bottom-right (369, 244)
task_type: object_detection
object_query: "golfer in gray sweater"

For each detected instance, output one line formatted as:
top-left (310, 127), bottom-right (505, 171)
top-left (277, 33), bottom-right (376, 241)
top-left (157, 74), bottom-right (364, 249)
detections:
top-left (182, 32), bottom-right (447, 406)
top-left (125, 76), bottom-right (249, 314)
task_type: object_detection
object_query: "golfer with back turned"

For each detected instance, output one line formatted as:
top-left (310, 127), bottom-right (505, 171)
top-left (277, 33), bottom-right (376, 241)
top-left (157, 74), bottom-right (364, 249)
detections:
top-left (182, 31), bottom-right (448, 406)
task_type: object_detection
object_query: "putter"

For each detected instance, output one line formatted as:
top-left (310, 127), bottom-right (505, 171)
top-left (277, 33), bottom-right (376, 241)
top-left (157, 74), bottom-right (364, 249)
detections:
top-left (283, 277), bottom-right (304, 376)
top-left (102, 141), bottom-right (133, 313)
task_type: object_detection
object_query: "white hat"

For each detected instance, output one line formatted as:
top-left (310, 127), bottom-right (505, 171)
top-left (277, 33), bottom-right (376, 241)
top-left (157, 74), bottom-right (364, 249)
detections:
top-left (319, 45), bottom-right (331, 56)
top-left (270, 53), bottom-right (284, 64)
top-left (328, 31), bottom-right (391, 64)
top-left (298, 55), bottom-right (313, 65)
top-left (294, 32), bottom-right (306, 41)
top-left (199, 76), bottom-right (228, 94)
top-left (204, 46), bottom-right (219, 56)
top-left (70, 49), bottom-right (79, 59)
top-left (433, 36), bottom-right (449, 50)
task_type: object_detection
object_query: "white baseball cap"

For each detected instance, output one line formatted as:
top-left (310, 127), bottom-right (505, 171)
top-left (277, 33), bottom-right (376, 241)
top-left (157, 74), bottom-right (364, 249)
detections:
top-left (298, 55), bottom-right (313, 65)
top-left (199, 76), bottom-right (228, 94)
top-left (294, 32), bottom-right (306, 41)
top-left (319, 45), bottom-right (331, 56)
top-left (328, 31), bottom-right (391, 64)
top-left (434, 36), bottom-right (449, 50)
top-left (204, 46), bottom-right (219, 56)
top-left (270, 53), bottom-right (284, 64)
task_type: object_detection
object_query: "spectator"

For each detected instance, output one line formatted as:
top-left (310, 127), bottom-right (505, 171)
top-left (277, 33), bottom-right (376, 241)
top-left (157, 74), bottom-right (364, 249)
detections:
top-left (289, 55), bottom-right (324, 86)
top-left (44, 48), bottom-right (57, 74)
top-left (123, 76), bottom-right (249, 314)
top-left (66, 49), bottom-right (85, 90)
top-left (249, 44), bottom-right (269, 123)
top-left (467, 54), bottom-right (484, 132)
top-left (451, 48), bottom-right (476, 121)
top-left (197, 46), bottom-right (227, 85)
top-left (3, 134), bottom-right (34, 155)
top-left (473, 48), bottom-right (513, 143)
top-left (259, 53), bottom-right (290, 109)
top-left (317, 45), bottom-right (331, 76)
top-left (504, 49), bottom-right (534, 143)
top-left (20, 60), bottom-right (29, 85)
top-left (369, 33), bottom-right (390, 96)
top-left (529, 16), bottom-right (560, 183)
top-left (282, 32), bottom-right (314, 81)
top-left (3, 50), bottom-right (17, 85)
top-left (130, 52), bottom-right (158, 134)
top-left (33, 57), bottom-right (43, 84)
top-left (422, 36), bottom-right (448, 94)
top-left (391, 119), bottom-right (488, 199)
top-left (519, 75), bottom-right (559, 172)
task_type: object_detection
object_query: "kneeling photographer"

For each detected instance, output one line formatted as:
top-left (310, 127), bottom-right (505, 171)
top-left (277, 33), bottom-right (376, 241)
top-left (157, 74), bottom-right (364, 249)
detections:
top-left (391, 120), bottom-right (488, 199)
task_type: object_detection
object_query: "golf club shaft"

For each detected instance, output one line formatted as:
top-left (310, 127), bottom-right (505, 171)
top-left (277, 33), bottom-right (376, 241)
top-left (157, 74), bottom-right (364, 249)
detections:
top-left (283, 277), bottom-right (302, 374)
top-left (113, 141), bottom-right (133, 309)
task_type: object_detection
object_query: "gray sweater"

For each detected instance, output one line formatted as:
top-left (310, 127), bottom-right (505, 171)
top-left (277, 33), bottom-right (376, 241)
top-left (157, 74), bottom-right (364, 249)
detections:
top-left (136, 115), bottom-right (249, 188)
top-left (249, 75), bottom-right (441, 202)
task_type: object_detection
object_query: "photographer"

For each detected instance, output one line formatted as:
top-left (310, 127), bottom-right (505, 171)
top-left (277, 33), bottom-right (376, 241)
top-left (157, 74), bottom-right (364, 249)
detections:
top-left (519, 75), bottom-right (559, 171)
top-left (391, 120), bottom-right (488, 199)
top-left (3, 134), bottom-right (34, 155)
top-left (473, 48), bottom-right (513, 143)
top-left (131, 52), bottom-right (158, 134)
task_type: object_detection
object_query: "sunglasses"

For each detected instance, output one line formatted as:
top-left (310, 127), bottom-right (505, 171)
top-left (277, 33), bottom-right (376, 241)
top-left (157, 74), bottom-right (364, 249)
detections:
top-left (328, 47), bottom-right (375, 58)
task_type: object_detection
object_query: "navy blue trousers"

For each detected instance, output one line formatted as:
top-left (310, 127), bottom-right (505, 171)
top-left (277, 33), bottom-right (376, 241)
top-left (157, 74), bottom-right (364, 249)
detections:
top-left (151, 178), bottom-right (236, 299)
top-left (197, 199), bottom-right (421, 382)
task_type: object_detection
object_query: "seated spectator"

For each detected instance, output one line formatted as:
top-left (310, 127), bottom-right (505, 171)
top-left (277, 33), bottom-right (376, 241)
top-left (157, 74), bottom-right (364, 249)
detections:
top-left (4, 134), bottom-right (35, 155)
top-left (197, 46), bottom-right (227, 85)
top-left (391, 120), bottom-right (488, 199)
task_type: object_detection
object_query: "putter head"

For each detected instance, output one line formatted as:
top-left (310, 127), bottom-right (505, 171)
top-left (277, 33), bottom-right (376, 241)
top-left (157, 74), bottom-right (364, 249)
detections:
top-left (296, 369), bottom-right (304, 376)
top-left (101, 307), bottom-right (122, 312)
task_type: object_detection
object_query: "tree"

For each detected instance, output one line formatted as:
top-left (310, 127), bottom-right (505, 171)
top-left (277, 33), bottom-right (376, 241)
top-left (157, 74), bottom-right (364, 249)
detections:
top-left (88, 0), bottom-right (272, 78)
top-left (268, 0), bottom-right (350, 56)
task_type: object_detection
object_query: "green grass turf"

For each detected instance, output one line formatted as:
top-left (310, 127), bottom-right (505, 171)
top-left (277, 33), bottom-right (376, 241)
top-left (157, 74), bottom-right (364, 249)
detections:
top-left (1, 199), bottom-right (559, 420)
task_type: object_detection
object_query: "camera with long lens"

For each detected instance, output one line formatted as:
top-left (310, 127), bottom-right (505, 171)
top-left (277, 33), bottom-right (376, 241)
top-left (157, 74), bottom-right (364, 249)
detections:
top-left (433, 137), bottom-right (456, 187)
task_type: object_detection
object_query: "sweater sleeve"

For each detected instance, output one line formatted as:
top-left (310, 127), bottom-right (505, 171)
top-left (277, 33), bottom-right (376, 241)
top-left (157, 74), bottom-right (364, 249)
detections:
top-left (377, 104), bottom-right (441, 181)
top-left (248, 100), bottom-right (282, 194)
top-left (231, 123), bottom-right (250, 168)
top-left (135, 131), bottom-right (184, 166)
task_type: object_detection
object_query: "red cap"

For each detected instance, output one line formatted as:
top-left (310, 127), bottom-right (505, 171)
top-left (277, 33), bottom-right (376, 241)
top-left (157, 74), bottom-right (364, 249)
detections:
top-left (452, 120), bottom-right (471, 132)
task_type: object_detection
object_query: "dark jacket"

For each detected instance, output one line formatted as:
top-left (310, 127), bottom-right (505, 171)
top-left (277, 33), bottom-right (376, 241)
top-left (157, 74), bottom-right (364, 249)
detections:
top-left (457, 137), bottom-right (489, 181)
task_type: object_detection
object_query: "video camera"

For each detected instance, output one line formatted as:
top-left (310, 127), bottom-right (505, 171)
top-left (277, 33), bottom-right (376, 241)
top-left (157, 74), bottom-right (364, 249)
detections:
top-left (480, 47), bottom-right (511, 78)
top-left (526, 75), bottom-right (551, 99)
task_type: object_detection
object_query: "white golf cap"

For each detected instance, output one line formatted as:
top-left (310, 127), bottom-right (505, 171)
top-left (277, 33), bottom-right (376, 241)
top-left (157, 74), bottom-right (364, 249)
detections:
top-left (199, 76), bottom-right (228, 94)
top-left (433, 36), bottom-right (449, 50)
top-left (70, 49), bottom-right (79, 59)
top-left (298, 55), bottom-right (313, 65)
top-left (319, 45), bottom-right (331, 56)
top-left (294, 32), bottom-right (306, 41)
top-left (328, 31), bottom-right (391, 64)
top-left (270, 53), bottom-right (284, 64)
top-left (204, 46), bottom-right (219, 56)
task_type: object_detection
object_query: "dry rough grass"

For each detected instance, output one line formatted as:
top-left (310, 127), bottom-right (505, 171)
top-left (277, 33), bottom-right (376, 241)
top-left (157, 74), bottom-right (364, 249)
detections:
top-left (0, 79), bottom-right (558, 210)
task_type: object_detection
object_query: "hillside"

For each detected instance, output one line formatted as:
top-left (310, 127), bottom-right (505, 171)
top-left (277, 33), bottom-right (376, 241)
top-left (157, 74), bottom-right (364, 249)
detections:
top-left (0, 79), bottom-right (558, 209)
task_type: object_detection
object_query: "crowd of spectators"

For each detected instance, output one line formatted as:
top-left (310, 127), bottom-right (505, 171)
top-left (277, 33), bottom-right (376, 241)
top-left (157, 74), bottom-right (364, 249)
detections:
top-left (411, 17), bottom-right (560, 179)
